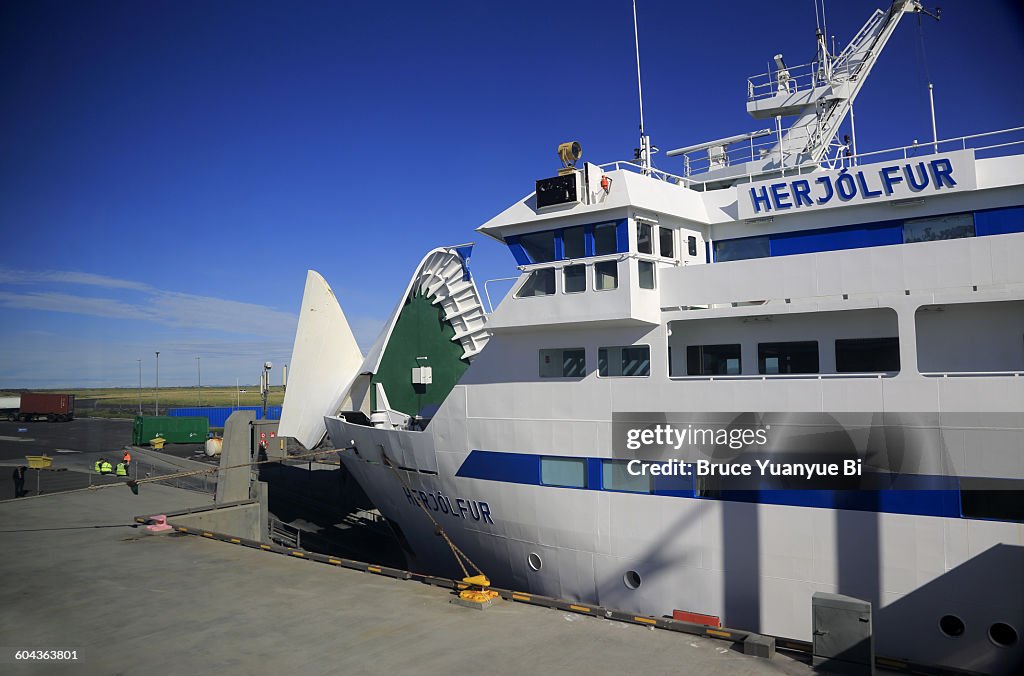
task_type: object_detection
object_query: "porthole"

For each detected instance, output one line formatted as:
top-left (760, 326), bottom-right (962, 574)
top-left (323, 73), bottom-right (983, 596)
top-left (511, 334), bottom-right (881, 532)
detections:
top-left (527, 552), bottom-right (542, 571)
top-left (938, 615), bottom-right (965, 638)
top-left (624, 570), bottom-right (641, 589)
top-left (989, 622), bottom-right (1018, 648)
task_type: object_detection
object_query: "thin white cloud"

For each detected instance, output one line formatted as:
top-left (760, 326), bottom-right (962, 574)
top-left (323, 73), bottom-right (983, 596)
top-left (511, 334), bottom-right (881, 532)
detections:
top-left (0, 266), bottom-right (390, 387)
top-left (0, 267), bottom-right (152, 291)
top-left (147, 291), bottom-right (297, 338)
top-left (0, 291), bottom-right (152, 321)
top-left (0, 275), bottom-right (297, 338)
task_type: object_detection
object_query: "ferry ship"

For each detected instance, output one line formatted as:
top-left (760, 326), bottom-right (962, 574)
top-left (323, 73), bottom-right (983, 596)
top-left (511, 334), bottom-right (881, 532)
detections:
top-left (279, 2), bottom-right (1023, 671)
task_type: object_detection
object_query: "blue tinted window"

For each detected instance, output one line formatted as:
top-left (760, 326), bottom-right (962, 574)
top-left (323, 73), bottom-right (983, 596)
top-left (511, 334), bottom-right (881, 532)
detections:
top-left (541, 457), bottom-right (587, 488)
top-left (515, 269), bottom-right (555, 298)
top-left (602, 460), bottom-right (651, 493)
top-left (593, 223), bottom-right (618, 256)
top-left (520, 231), bottom-right (556, 263)
top-left (714, 236), bottom-right (769, 262)
top-left (562, 226), bottom-right (585, 258)
top-left (903, 213), bottom-right (975, 243)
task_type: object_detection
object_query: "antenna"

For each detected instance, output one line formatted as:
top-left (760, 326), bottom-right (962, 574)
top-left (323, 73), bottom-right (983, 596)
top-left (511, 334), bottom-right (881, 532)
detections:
top-left (632, 0), bottom-right (652, 173)
top-left (915, 4), bottom-right (942, 153)
top-left (820, 0), bottom-right (828, 50)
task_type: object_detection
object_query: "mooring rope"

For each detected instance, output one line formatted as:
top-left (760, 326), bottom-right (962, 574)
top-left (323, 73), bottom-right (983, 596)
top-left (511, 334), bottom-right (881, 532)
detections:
top-left (379, 451), bottom-right (484, 581)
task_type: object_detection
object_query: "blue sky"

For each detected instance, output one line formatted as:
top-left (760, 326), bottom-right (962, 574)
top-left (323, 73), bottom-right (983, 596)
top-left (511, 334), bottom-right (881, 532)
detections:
top-left (1, 0), bottom-right (1022, 388)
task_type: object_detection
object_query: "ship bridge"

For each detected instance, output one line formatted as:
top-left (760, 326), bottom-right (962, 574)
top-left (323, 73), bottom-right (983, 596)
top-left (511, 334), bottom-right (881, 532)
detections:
top-left (476, 156), bottom-right (715, 330)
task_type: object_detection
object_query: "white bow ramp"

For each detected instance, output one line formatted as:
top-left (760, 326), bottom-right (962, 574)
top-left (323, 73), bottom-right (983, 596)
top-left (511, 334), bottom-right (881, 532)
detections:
top-left (278, 270), bottom-right (363, 449)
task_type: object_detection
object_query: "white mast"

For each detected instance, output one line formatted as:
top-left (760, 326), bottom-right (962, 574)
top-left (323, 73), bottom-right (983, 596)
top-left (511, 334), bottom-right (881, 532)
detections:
top-left (632, 0), bottom-right (653, 174)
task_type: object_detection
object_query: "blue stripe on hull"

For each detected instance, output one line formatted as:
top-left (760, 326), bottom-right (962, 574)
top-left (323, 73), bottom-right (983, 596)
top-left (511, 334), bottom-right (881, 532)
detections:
top-left (456, 450), bottom-right (966, 519)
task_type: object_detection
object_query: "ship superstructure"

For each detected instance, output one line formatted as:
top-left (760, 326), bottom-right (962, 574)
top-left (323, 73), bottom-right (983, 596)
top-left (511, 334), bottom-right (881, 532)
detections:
top-left (280, 3), bottom-right (1024, 672)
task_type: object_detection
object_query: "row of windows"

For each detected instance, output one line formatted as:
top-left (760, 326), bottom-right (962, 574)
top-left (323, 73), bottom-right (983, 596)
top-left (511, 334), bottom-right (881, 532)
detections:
top-left (714, 205), bottom-right (1024, 262)
top-left (540, 457), bottom-right (652, 493)
top-left (539, 346), bottom-right (652, 378)
top-left (681, 338), bottom-right (900, 375)
top-left (512, 221), bottom-right (623, 265)
top-left (509, 220), bottom-right (701, 266)
top-left (637, 221), bottom-right (697, 258)
top-left (541, 457), bottom-right (715, 495)
top-left (539, 457), bottom-right (1024, 524)
top-left (539, 338), bottom-right (899, 380)
top-left (516, 259), bottom-right (657, 298)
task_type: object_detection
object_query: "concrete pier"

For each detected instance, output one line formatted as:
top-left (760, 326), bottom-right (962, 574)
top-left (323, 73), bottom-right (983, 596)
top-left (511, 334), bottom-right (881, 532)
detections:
top-left (0, 486), bottom-right (814, 675)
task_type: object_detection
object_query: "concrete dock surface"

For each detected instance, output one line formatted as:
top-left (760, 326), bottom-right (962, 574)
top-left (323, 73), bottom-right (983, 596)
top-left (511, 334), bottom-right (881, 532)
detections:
top-left (0, 485), bottom-right (815, 675)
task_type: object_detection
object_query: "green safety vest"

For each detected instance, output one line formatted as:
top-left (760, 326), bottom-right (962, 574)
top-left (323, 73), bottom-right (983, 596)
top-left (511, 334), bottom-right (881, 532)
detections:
top-left (115, 463), bottom-right (128, 477)
top-left (100, 462), bottom-right (113, 474)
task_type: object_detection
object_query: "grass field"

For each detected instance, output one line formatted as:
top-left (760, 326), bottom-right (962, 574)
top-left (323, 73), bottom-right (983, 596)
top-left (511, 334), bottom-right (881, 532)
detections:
top-left (1, 386), bottom-right (285, 418)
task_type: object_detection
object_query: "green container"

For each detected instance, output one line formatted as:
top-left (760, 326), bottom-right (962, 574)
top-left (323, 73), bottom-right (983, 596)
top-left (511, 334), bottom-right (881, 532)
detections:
top-left (132, 416), bottom-right (209, 445)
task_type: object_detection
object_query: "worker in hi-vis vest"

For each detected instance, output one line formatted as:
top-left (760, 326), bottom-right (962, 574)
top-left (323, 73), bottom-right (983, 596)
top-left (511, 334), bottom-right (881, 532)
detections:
top-left (115, 462), bottom-right (128, 477)
top-left (122, 448), bottom-right (132, 466)
top-left (99, 459), bottom-right (113, 475)
top-left (94, 459), bottom-right (103, 473)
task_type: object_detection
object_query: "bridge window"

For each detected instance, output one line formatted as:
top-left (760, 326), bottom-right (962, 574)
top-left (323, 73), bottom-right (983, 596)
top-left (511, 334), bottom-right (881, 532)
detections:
top-left (758, 341), bottom-right (819, 374)
top-left (520, 230), bottom-right (556, 263)
top-left (904, 212), bottom-right (975, 244)
top-left (594, 222), bottom-right (618, 256)
top-left (594, 261), bottom-right (618, 290)
top-left (599, 345), bottom-right (650, 377)
top-left (539, 348), bottom-right (585, 378)
top-left (602, 460), bottom-right (652, 493)
top-left (563, 264), bottom-right (586, 293)
top-left (515, 268), bottom-right (555, 298)
top-left (638, 261), bottom-right (656, 289)
top-left (541, 457), bottom-right (587, 488)
top-left (714, 236), bottom-right (769, 262)
top-left (563, 225), bottom-right (585, 258)
top-left (637, 221), bottom-right (654, 254)
top-left (660, 227), bottom-right (675, 258)
top-left (836, 337), bottom-right (900, 373)
top-left (687, 235), bottom-right (697, 257)
top-left (687, 344), bottom-right (741, 376)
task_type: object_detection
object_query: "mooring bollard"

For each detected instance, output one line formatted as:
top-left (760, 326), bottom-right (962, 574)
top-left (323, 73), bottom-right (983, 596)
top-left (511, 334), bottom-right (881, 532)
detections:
top-left (145, 514), bottom-right (173, 533)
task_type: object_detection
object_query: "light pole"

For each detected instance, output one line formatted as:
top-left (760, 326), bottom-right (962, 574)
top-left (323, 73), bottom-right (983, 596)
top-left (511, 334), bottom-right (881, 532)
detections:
top-left (155, 351), bottom-right (160, 416)
top-left (196, 356), bottom-right (202, 406)
top-left (261, 361), bottom-right (272, 419)
top-left (136, 359), bottom-right (142, 415)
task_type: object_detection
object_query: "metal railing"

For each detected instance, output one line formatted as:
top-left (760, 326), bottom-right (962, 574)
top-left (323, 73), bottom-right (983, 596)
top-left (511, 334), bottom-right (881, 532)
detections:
top-left (921, 371), bottom-right (1024, 378)
top-left (670, 371), bottom-right (1024, 382)
top-left (746, 59), bottom-right (848, 101)
top-left (597, 160), bottom-right (695, 186)
top-left (747, 8), bottom-right (885, 101)
top-left (269, 517), bottom-right (301, 549)
top-left (832, 126), bottom-right (1024, 166)
top-left (668, 372), bottom-right (897, 381)
top-left (668, 125), bottom-right (1024, 191)
top-left (483, 276), bottom-right (519, 313)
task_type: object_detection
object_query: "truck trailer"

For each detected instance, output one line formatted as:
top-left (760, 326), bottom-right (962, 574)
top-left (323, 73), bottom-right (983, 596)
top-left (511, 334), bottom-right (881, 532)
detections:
top-left (14, 393), bottom-right (75, 422)
top-left (0, 395), bottom-right (20, 419)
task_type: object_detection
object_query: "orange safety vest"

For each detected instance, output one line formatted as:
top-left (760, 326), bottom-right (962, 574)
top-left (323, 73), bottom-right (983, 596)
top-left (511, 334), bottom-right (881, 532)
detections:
top-left (123, 450), bottom-right (132, 463)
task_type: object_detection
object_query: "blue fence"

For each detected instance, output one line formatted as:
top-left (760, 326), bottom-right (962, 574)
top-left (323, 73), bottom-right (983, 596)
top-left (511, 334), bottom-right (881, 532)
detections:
top-left (168, 406), bottom-right (282, 428)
